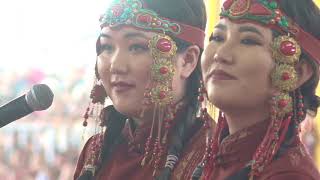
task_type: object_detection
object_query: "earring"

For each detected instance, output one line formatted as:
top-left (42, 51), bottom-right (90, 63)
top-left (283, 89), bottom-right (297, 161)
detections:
top-left (83, 79), bottom-right (107, 128)
top-left (250, 35), bottom-right (301, 178)
top-left (197, 80), bottom-right (212, 129)
top-left (140, 34), bottom-right (178, 176)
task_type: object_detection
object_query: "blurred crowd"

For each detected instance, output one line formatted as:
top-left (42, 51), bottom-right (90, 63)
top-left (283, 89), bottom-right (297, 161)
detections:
top-left (0, 67), bottom-right (318, 180)
top-left (0, 67), bottom-right (98, 180)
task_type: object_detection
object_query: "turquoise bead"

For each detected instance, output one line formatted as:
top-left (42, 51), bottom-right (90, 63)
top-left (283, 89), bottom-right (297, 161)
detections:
top-left (269, 2), bottom-right (278, 9)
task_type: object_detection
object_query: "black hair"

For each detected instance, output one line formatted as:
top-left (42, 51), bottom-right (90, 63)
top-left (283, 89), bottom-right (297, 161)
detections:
top-left (77, 0), bottom-right (207, 180)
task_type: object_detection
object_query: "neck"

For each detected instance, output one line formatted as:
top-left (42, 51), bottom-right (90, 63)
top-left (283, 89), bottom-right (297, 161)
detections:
top-left (223, 105), bottom-right (270, 134)
top-left (132, 117), bottom-right (143, 126)
top-left (132, 108), bottom-right (155, 127)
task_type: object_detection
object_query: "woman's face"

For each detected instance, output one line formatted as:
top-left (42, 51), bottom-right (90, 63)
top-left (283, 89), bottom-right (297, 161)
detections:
top-left (202, 19), bottom-right (276, 111)
top-left (97, 26), bottom-right (187, 119)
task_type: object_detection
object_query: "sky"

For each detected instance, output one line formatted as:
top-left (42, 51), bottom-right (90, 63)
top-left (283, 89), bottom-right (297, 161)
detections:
top-left (0, 0), bottom-right (113, 72)
top-left (1, 0), bottom-right (317, 73)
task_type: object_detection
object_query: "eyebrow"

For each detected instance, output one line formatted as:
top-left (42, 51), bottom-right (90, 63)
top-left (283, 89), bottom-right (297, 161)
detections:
top-left (124, 32), bottom-right (149, 40)
top-left (100, 33), bottom-right (111, 39)
top-left (99, 32), bottom-right (149, 40)
top-left (214, 23), bottom-right (264, 37)
top-left (238, 26), bottom-right (264, 38)
top-left (214, 23), bottom-right (227, 31)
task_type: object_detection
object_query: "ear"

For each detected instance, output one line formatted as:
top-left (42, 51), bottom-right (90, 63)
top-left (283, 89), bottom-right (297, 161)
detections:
top-left (295, 59), bottom-right (314, 89)
top-left (179, 45), bottom-right (201, 79)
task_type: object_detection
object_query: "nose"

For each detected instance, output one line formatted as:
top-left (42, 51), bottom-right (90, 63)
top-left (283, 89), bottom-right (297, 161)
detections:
top-left (213, 41), bottom-right (234, 65)
top-left (109, 49), bottom-right (129, 74)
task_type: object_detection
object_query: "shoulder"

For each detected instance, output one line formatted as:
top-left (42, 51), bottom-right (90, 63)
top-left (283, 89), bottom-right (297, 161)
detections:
top-left (73, 133), bottom-right (104, 179)
top-left (81, 133), bottom-right (104, 159)
top-left (263, 172), bottom-right (315, 180)
top-left (260, 144), bottom-right (320, 180)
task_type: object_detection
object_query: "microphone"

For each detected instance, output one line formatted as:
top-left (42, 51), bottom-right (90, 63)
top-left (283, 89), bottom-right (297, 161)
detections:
top-left (0, 84), bottom-right (54, 127)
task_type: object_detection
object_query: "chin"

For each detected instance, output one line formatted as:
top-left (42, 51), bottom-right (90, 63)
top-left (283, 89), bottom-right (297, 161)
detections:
top-left (112, 102), bottom-right (140, 117)
top-left (208, 92), bottom-right (234, 110)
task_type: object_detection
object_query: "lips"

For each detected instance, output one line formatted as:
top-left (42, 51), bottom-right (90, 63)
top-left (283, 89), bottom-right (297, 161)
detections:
top-left (111, 81), bottom-right (135, 92)
top-left (207, 69), bottom-right (237, 81)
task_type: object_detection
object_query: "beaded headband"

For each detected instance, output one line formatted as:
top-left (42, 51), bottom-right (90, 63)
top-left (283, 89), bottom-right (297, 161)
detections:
top-left (220, 0), bottom-right (320, 65)
top-left (99, 0), bottom-right (205, 48)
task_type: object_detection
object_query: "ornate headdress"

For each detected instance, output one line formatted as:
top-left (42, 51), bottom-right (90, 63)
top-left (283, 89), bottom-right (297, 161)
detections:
top-left (221, 0), bottom-right (320, 64)
top-left (99, 0), bottom-right (205, 48)
top-left (83, 0), bottom-right (206, 177)
top-left (202, 0), bottom-right (320, 180)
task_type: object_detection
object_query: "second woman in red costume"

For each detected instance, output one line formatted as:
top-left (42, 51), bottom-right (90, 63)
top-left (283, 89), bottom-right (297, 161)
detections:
top-left (195, 0), bottom-right (320, 179)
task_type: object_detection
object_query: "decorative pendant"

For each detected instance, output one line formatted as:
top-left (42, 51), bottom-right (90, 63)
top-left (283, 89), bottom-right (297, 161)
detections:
top-left (149, 34), bottom-right (177, 60)
top-left (274, 93), bottom-right (293, 116)
top-left (272, 36), bottom-right (301, 64)
top-left (271, 64), bottom-right (297, 92)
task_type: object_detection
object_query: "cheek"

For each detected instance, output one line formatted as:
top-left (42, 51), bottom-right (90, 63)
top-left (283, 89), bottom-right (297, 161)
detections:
top-left (201, 48), bottom-right (213, 73)
top-left (245, 58), bottom-right (274, 83)
top-left (238, 56), bottom-right (275, 99)
top-left (133, 59), bottom-right (152, 87)
top-left (97, 58), bottom-right (111, 86)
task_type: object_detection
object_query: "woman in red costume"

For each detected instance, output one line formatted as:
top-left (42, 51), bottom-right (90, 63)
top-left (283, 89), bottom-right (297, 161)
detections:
top-left (194, 0), bottom-right (320, 179)
top-left (73, 0), bottom-right (211, 179)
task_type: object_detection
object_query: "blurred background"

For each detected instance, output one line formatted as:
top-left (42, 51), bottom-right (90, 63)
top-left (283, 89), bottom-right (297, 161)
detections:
top-left (0, 0), bottom-right (319, 180)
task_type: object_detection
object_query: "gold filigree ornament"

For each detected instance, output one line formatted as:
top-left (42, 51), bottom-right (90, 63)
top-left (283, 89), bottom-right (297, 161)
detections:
top-left (271, 64), bottom-right (298, 92)
top-left (151, 59), bottom-right (175, 83)
top-left (149, 34), bottom-right (177, 60)
top-left (274, 93), bottom-right (293, 116)
top-left (272, 36), bottom-right (301, 65)
top-left (150, 84), bottom-right (173, 106)
top-left (146, 33), bottom-right (177, 107)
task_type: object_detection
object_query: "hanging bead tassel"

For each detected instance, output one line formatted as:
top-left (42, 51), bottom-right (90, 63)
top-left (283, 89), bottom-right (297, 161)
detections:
top-left (203, 111), bottom-right (227, 180)
top-left (297, 91), bottom-right (304, 124)
top-left (152, 137), bottom-right (161, 176)
top-left (141, 135), bottom-right (153, 166)
top-left (198, 80), bottom-right (211, 129)
top-left (83, 106), bottom-right (90, 127)
top-left (250, 94), bottom-right (293, 178)
top-left (152, 107), bottom-right (165, 176)
top-left (80, 78), bottom-right (107, 177)
top-left (194, 80), bottom-right (217, 180)
top-left (162, 104), bottom-right (175, 144)
top-left (141, 105), bottom-right (157, 166)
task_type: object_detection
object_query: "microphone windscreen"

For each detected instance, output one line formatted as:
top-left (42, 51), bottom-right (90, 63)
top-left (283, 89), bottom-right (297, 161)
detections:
top-left (25, 84), bottom-right (54, 111)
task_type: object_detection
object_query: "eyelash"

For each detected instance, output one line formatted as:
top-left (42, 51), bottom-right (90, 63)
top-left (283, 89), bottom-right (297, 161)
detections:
top-left (98, 43), bottom-right (149, 56)
top-left (100, 44), bottom-right (114, 54)
top-left (240, 38), bottom-right (262, 46)
top-left (209, 34), bottom-right (224, 42)
top-left (209, 34), bottom-right (262, 46)
top-left (128, 44), bottom-right (149, 53)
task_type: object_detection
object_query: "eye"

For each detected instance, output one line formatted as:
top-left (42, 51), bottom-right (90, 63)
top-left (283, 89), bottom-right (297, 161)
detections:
top-left (100, 44), bottom-right (115, 54)
top-left (241, 38), bottom-right (262, 46)
top-left (209, 34), bottom-right (224, 43)
top-left (129, 44), bottom-right (149, 53)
